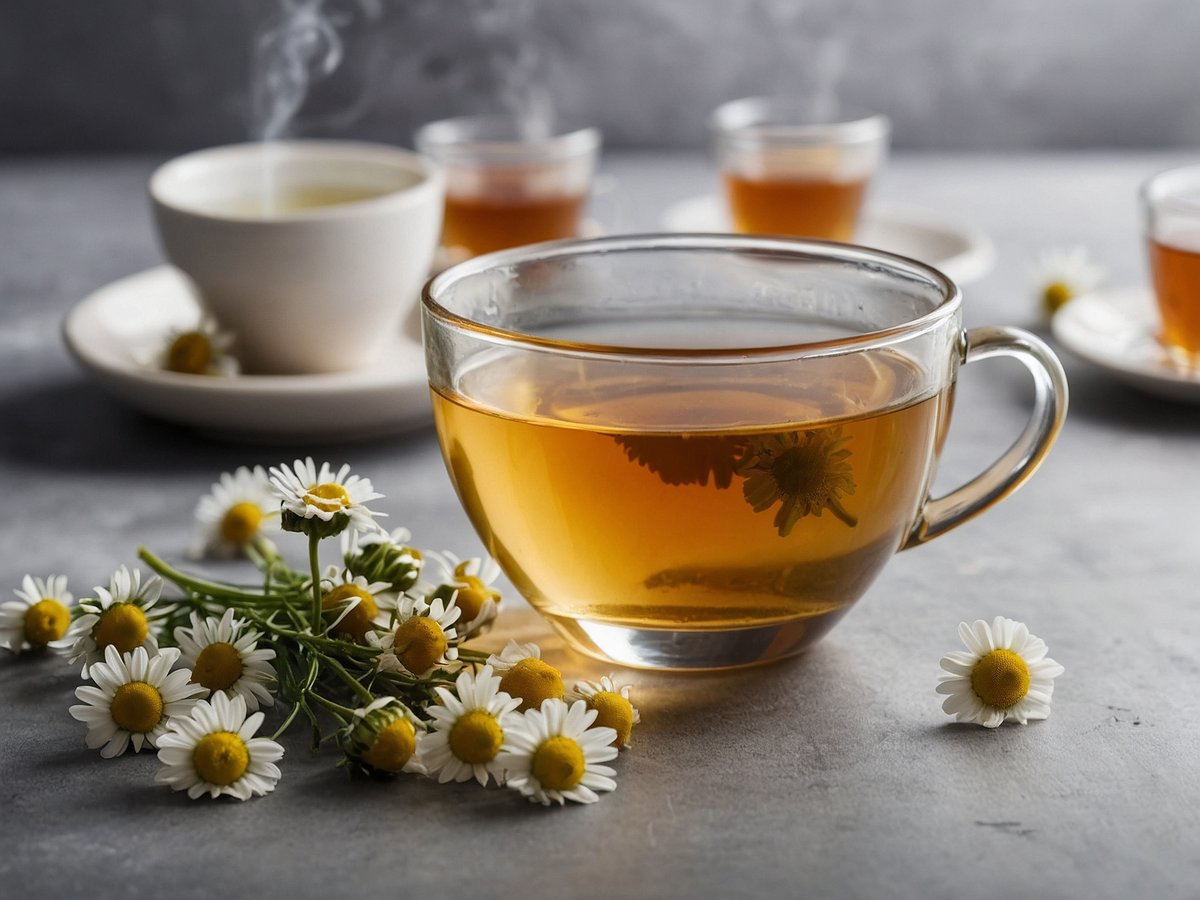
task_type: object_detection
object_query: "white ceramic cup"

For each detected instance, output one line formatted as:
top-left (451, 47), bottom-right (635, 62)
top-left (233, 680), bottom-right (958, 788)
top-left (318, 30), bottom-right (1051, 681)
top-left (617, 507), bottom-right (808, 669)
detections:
top-left (150, 140), bottom-right (443, 375)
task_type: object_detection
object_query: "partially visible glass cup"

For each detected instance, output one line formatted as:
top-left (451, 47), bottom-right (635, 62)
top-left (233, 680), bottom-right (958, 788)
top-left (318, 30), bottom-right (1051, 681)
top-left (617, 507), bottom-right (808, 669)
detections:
top-left (423, 234), bottom-right (1067, 671)
top-left (1142, 164), bottom-right (1200, 367)
top-left (710, 97), bottom-right (889, 241)
top-left (414, 116), bottom-right (601, 259)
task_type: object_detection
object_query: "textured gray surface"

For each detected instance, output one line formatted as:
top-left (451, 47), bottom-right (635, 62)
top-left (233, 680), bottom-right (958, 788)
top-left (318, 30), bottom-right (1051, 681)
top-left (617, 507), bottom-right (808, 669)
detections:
top-left (6, 0), bottom-right (1200, 152)
top-left (2, 153), bottom-right (1200, 899)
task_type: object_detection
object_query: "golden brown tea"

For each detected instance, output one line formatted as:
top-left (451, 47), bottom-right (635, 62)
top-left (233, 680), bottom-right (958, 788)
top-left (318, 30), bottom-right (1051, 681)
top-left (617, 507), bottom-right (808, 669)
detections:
top-left (725, 174), bottom-right (867, 240)
top-left (432, 348), bottom-right (946, 636)
top-left (441, 191), bottom-right (586, 256)
top-left (1149, 236), bottom-right (1200, 359)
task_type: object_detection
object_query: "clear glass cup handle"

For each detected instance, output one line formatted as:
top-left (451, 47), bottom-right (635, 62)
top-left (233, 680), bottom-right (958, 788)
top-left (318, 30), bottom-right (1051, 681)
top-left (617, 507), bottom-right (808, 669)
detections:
top-left (902, 325), bottom-right (1069, 549)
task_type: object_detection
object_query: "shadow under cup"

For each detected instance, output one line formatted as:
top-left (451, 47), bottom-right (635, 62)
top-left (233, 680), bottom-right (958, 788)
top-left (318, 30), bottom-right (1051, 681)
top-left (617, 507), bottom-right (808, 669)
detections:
top-left (424, 235), bottom-right (1067, 670)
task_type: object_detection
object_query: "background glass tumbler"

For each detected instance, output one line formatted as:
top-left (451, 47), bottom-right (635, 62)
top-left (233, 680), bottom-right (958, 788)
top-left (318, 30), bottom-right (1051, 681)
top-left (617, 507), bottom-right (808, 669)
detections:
top-left (1142, 164), bottom-right (1200, 366)
top-left (711, 97), bottom-right (889, 241)
top-left (423, 235), bottom-right (1067, 671)
top-left (415, 116), bottom-right (600, 258)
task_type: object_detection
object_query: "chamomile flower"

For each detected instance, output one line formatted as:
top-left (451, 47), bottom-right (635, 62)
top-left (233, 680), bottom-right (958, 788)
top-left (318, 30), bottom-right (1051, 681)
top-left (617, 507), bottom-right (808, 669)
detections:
top-left (498, 698), bottom-right (618, 807)
top-left (155, 691), bottom-right (284, 800)
top-left (0, 574), bottom-right (74, 654)
top-left (190, 465), bottom-right (278, 559)
top-left (174, 609), bottom-right (276, 712)
top-left (425, 551), bottom-right (502, 636)
top-left (567, 675), bottom-right (641, 748)
top-left (58, 565), bottom-right (165, 677)
top-left (320, 567), bottom-right (394, 643)
top-left (369, 594), bottom-right (459, 676)
top-left (343, 527), bottom-right (424, 593)
top-left (68, 645), bottom-right (205, 758)
top-left (342, 696), bottom-right (427, 777)
top-left (1031, 246), bottom-right (1105, 319)
top-left (937, 616), bottom-right (1065, 728)
top-left (486, 640), bottom-right (563, 712)
top-left (418, 665), bottom-right (521, 786)
top-left (268, 457), bottom-right (385, 538)
top-left (157, 317), bottom-right (238, 377)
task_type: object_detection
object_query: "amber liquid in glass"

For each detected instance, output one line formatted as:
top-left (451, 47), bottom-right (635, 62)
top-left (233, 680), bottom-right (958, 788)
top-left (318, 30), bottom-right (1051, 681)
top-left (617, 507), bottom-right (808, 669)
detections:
top-left (441, 192), bottom-right (586, 256)
top-left (433, 347), bottom-right (946, 634)
top-left (725, 174), bottom-right (867, 240)
top-left (1149, 236), bottom-right (1200, 360)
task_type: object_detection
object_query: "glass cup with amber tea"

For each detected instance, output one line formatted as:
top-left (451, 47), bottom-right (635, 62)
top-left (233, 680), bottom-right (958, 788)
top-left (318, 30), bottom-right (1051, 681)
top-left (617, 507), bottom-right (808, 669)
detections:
top-left (1142, 164), bottom-right (1200, 367)
top-left (414, 116), bottom-right (600, 259)
top-left (710, 97), bottom-right (889, 241)
top-left (423, 235), bottom-right (1068, 671)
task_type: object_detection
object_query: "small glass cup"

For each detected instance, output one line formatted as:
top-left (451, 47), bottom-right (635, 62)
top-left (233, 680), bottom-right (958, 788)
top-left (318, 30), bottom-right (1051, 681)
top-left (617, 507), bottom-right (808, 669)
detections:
top-left (710, 97), bottom-right (889, 241)
top-left (423, 235), bottom-right (1067, 671)
top-left (1142, 164), bottom-right (1200, 366)
top-left (414, 116), bottom-right (601, 259)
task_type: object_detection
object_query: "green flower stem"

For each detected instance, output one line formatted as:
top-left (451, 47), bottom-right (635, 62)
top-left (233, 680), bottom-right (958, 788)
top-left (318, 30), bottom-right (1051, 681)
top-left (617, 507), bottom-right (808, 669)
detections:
top-left (456, 648), bottom-right (491, 663)
top-left (271, 700), bottom-right (304, 741)
top-left (239, 611), bottom-right (377, 658)
top-left (306, 691), bottom-right (357, 721)
top-left (138, 547), bottom-right (296, 604)
top-left (317, 651), bottom-right (376, 704)
top-left (308, 532), bottom-right (322, 628)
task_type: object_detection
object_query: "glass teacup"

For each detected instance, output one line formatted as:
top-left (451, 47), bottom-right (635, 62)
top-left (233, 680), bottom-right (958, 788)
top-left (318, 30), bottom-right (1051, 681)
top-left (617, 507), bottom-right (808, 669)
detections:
top-left (1142, 164), bottom-right (1200, 366)
top-left (711, 97), bottom-right (889, 241)
top-left (423, 235), bottom-right (1067, 670)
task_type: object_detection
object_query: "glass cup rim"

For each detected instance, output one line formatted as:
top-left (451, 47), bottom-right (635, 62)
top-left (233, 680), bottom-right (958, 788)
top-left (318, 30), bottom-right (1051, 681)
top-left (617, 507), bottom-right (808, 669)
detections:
top-left (1140, 162), bottom-right (1200, 218)
top-left (709, 96), bottom-right (890, 147)
top-left (414, 115), bottom-right (601, 166)
top-left (423, 233), bottom-right (961, 361)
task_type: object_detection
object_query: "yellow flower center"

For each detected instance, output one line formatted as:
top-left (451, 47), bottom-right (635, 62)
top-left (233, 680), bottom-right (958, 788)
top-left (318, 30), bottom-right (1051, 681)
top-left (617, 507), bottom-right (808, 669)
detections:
top-left (447, 709), bottom-right (504, 764)
top-left (361, 719), bottom-right (418, 773)
top-left (454, 576), bottom-right (498, 623)
top-left (391, 616), bottom-right (446, 674)
top-left (92, 603), bottom-right (149, 654)
top-left (192, 731), bottom-right (250, 786)
top-left (1042, 281), bottom-right (1074, 314)
top-left (219, 502), bottom-right (263, 544)
top-left (109, 681), bottom-right (164, 733)
top-left (530, 735), bottom-right (586, 792)
top-left (322, 584), bottom-right (379, 643)
top-left (305, 482), bottom-right (350, 513)
top-left (23, 598), bottom-right (70, 646)
top-left (499, 658), bottom-right (564, 712)
top-left (588, 691), bottom-right (636, 747)
top-left (165, 331), bottom-right (212, 374)
top-left (191, 641), bottom-right (244, 692)
top-left (971, 648), bottom-right (1031, 709)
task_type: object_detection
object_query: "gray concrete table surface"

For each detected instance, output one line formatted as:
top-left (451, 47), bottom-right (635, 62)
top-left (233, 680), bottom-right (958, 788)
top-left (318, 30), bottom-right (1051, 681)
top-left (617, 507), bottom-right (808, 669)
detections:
top-left (1, 152), bottom-right (1198, 900)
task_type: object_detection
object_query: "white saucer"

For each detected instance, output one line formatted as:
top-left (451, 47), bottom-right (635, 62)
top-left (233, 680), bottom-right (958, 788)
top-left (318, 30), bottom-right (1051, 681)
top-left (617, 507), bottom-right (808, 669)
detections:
top-left (1051, 286), bottom-right (1200, 405)
top-left (63, 266), bottom-right (432, 441)
top-left (660, 195), bottom-right (995, 285)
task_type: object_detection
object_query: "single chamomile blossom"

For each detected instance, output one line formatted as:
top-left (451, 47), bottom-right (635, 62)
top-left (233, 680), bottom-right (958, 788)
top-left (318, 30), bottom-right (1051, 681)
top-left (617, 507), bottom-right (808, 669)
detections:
top-left (57, 565), bottom-right (165, 677)
top-left (0, 574), bottom-right (74, 654)
top-left (342, 696), bottom-right (427, 777)
top-left (157, 317), bottom-right (238, 377)
top-left (155, 691), bottom-right (284, 800)
top-left (425, 550), bottom-right (502, 636)
top-left (190, 465), bottom-right (278, 559)
top-left (320, 567), bottom-right (395, 644)
top-left (343, 527), bottom-right (424, 593)
top-left (567, 675), bottom-right (641, 748)
top-left (268, 457), bottom-right (385, 538)
top-left (498, 698), bottom-right (618, 807)
top-left (68, 645), bottom-right (205, 758)
top-left (1030, 246), bottom-right (1105, 319)
top-left (174, 608), bottom-right (276, 712)
top-left (487, 640), bottom-right (564, 712)
top-left (369, 594), bottom-right (459, 676)
top-left (937, 616), bottom-right (1065, 728)
top-left (418, 665), bottom-right (521, 786)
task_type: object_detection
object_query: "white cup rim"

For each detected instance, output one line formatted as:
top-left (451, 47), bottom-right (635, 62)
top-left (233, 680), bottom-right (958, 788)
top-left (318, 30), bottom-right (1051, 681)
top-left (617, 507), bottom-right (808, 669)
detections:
top-left (149, 139), bottom-right (443, 224)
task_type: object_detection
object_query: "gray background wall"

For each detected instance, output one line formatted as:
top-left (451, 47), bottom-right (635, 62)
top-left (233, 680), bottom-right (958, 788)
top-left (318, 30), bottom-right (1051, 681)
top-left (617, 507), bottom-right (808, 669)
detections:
top-left (3, 0), bottom-right (1200, 154)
